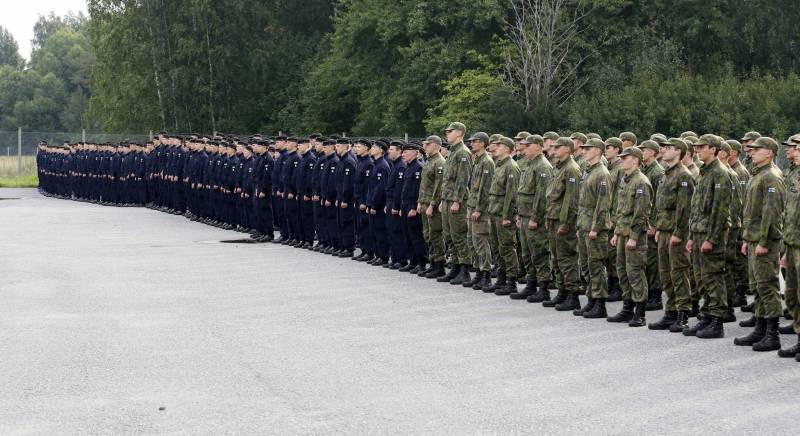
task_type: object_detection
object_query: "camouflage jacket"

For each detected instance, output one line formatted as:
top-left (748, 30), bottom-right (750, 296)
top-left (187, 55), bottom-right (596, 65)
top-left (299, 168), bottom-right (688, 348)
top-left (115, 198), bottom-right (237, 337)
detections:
top-left (488, 155), bottom-right (520, 219)
top-left (742, 162), bottom-right (785, 246)
top-left (642, 160), bottom-right (664, 229)
top-left (785, 165), bottom-right (800, 247)
top-left (465, 151), bottom-right (494, 213)
top-left (614, 168), bottom-right (652, 239)
top-left (440, 141), bottom-right (472, 203)
top-left (545, 156), bottom-right (581, 226)
top-left (517, 153), bottom-right (552, 224)
top-left (577, 160), bottom-right (613, 232)
top-left (418, 152), bottom-right (445, 206)
top-left (654, 162), bottom-right (694, 241)
top-left (689, 158), bottom-right (731, 245)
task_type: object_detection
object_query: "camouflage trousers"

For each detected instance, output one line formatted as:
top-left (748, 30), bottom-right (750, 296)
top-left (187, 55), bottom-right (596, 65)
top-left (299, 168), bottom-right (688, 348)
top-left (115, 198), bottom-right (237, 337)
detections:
top-left (724, 228), bottom-right (748, 305)
top-left (581, 229), bottom-right (609, 299)
top-left (468, 210), bottom-right (492, 272)
top-left (520, 217), bottom-right (551, 283)
top-left (646, 233), bottom-right (661, 293)
top-left (748, 239), bottom-right (783, 319)
top-left (691, 232), bottom-right (728, 318)
top-left (657, 231), bottom-right (692, 312)
top-left (784, 244), bottom-right (800, 334)
top-left (421, 204), bottom-right (445, 263)
top-left (518, 225), bottom-right (535, 281)
top-left (577, 227), bottom-right (589, 289)
top-left (547, 219), bottom-right (580, 294)
top-left (441, 201), bottom-right (470, 265)
top-left (616, 233), bottom-right (648, 303)
top-left (491, 215), bottom-right (518, 276)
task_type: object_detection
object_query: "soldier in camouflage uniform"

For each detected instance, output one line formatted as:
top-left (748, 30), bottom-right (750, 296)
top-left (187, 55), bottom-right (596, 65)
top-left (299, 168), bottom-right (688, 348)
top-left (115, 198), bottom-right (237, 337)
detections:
top-left (604, 137), bottom-right (624, 301)
top-left (716, 140), bottom-right (744, 323)
top-left (513, 134), bottom-right (554, 302)
top-left (779, 135), bottom-right (800, 360)
top-left (512, 131), bottom-right (537, 295)
top-left (649, 138), bottom-right (695, 332)
top-left (418, 135), bottom-right (447, 279)
top-left (543, 131), bottom-right (560, 165)
top-left (734, 137), bottom-right (786, 352)
top-left (464, 132), bottom-right (495, 291)
top-left (574, 138), bottom-right (613, 318)
top-left (638, 140), bottom-right (665, 311)
top-left (683, 134), bottom-right (732, 339)
top-left (607, 147), bottom-right (652, 327)
top-left (438, 122), bottom-right (474, 285)
top-left (725, 140), bottom-right (752, 308)
top-left (542, 137), bottom-right (582, 311)
top-left (489, 137), bottom-right (522, 296)
top-left (571, 132), bottom-right (590, 291)
top-left (739, 131), bottom-right (761, 174)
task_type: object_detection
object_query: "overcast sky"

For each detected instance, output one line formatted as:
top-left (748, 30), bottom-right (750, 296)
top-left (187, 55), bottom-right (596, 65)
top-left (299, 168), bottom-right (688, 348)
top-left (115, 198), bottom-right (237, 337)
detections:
top-left (1, 0), bottom-right (88, 61)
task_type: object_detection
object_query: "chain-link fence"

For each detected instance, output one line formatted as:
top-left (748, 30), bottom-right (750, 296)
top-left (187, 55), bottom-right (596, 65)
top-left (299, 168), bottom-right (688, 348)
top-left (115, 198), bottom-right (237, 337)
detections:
top-left (0, 129), bottom-right (151, 178)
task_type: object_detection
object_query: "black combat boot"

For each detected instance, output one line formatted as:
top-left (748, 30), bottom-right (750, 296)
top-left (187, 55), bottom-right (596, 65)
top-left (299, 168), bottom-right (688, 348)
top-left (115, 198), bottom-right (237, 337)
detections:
top-left (732, 285), bottom-right (748, 308)
top-left (485, 270), bottom-right (506, 293)
top-left (427, 261), bottom-right (445, 279)
top-left (555, 293), bottom-right (581, 311)
top-left (542, 290), bottom-right (567, 308)
top-left (607, 299), bottom-right (635, 323)
top-left (779, 323), bottom-right (795, 334)
top-left (418, 263), bottom-right (433, 277)
top-left (696, 316), bottom-right (724, 338)
top-left (495, 274), bottom-right (516, 296)
top-left (739, 315), bottom-right (756, 327)
top-left (778, 334), bottom-right (800, 358)
top-left (606, 276), bottom-right (622, 302)
top-left (648, 311), bottom-right (677, 330)
top-left (645, 288), bottom-right (663, 311)
top-left (683, 317), bottom-right (711, 336)
top-left (471, 271), bottom-right (486, 290)
top-left (527, 282), bottom-right (551, 303)
top-left (669, 311), bottom-right (689, 333)
top-left (410, 263), bottom-right (425, 275)
top-left (462, 268), bottom-right (480, 288)
top-left (437, 264), bottom-right (459, 282)
top-left (583, 298), bottom-right (607, 318)
top-left (451, 264), bottom-right (470, 286)
top-left (752, 318), bottom-right (781, 351)
top-left (510, 279), bottom-right (537, 300)
top-left (573, 297), bottom-right (595, 316)
top-left (688, 301), bottom-right (700, 318)
top-left (741, 300), bottom-right (755, 313)
top-left (734, 317), bottom-right (766, 346)
top-left (628, 302), bottom-right (647, 327)
top-left (720, 309), bottom-right (736, 323)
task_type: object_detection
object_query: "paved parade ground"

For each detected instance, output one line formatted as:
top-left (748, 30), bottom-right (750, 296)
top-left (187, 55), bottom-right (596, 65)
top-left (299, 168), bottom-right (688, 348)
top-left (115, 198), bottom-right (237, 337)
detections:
top-left (1, 188), bottom-right (798, 435)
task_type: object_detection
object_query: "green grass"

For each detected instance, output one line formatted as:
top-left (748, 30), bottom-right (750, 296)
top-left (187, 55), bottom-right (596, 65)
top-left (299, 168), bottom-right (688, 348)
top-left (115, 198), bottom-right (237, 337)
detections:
top-left (0, 175), bottom-right (39, 188)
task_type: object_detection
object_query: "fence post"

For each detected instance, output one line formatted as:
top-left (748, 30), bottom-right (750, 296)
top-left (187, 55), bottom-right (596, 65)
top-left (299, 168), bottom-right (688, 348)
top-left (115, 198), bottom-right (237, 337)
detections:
top-left (17, 127), bottom-right (22, 177)
top-left (405, 133), bottom-right (408, 142)
top-left (82, 129), bottom-right (86, 143)
top-left (149, 130), bottom-right (153, 141)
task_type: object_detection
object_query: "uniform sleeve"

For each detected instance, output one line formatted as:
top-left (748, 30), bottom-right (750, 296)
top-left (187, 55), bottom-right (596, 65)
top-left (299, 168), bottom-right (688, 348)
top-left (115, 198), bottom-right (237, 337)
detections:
top-left (592, 172), bottom-right (612, 232)
top-left (502, 166), bottom-right (520, 220)
top-left (759, 176), bottom-right (786, 247)
top-left (706, 172), bottom-right (732, 246)
top-left (558, 169), bottom-right (578, 225)
top-left (630, 182), bottom-right (652, 240)
top-left (454, 151), bottom-right (473, 202)
top-left (673, 173), bottom-right (694, 241)
top-left (532, 166), bottom-right (551, 224)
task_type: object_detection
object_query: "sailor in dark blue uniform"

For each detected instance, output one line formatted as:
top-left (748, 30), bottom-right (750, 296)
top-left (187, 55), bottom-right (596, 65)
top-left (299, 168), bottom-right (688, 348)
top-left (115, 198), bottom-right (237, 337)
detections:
top-left (320, 139), bottom-right (340, 253)
top-left (352, 138), bottom-right (375, 261)
top-left (295, 138), bottom-right (318, 248)
top-left (384, 140), bottom-right (408, 269)
top-left (366, 140), bottom-right (391, 265)
top-left (399, 142), bottom-right (427, 274)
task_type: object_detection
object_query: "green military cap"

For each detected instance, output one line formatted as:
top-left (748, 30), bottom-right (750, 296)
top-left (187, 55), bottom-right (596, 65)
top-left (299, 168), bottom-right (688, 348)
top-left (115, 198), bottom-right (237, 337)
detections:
top-left (570, 132), bottom-right (588, 144)
top-left (650, 133), bottom-right (668, 144)
top-left (604, 137), bottom-right (623, 149)
top-left (725, 139), bottom-right (743, 153)
top-left (586, 132), bottom-right (602, 140)
top-left (580, 138), bottom-right (605, 149)
top-left (619, 131), bottom-right (637, 144)
top-left (555, 137), bottom-right (574, 151)
top-left (680, 131), bottom-right (698, 140)
top-left (488, 133), bottom-right (503, 143)
top-left (424, 135), bottom-right (442, 145)
top-left (618, 146), bottom-right (643, 160)
top-left (467, 132), bottom-right (490, 144)
top-left (719, 142), bottom-right (732, 153)
top-left (683, 135), bottom-right (698, 145)
top-left (522, 134), bottom-right (544, 145)
top-left (661, 138), bottom-right (688, 154)
top-left (498, 136), bottom-right (515, 150)
top-left (740, 131), bottom-right (762, 142)
top-left (543, 131), bottom-right (560, 141)
top-left (638, 139), bottom-right (659, 152)
top-left (514, 131), bottom-right (532, 140)
top-left (694, 133), bottom-right (722, 148)
top-left (445, 122), bottom-right (467, 133)
top-left (783, 134), bottom-right (800, 147)
top-left (749, 136), bottom-right (779, 153)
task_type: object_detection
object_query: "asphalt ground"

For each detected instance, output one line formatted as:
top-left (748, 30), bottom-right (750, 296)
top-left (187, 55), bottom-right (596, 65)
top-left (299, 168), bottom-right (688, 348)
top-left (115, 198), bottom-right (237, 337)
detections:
top-left (1, 188), bottom-right (798, 435)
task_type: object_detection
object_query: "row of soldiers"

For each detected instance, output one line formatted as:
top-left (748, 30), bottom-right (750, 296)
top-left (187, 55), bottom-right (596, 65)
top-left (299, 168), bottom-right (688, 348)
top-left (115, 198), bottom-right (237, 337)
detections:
top-left (36, 125), bottom-right (800, 362)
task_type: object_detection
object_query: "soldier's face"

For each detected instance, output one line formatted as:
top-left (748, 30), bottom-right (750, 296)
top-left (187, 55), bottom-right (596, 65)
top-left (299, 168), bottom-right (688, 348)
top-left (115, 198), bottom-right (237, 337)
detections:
top-left (751, 147), bottom-right (773, 166)
top-left (446, 130), bottom-right (462, 144)
top-left (388, 146), bottom-right (401, 160)
top-left (553, 145), bottom-right (571, 160)
top-left (660, 145), bottom-right (678, 162)
top-left (605, 146), bottom-right (619, 159)
top-left (694, 145), bottom-right (714, 162)
top-left (792, 147), bottom-right (800, 165)
top-left (620, 155), bottom-right (638, 172)
top-left (402, 149), bottom-right (417, 162)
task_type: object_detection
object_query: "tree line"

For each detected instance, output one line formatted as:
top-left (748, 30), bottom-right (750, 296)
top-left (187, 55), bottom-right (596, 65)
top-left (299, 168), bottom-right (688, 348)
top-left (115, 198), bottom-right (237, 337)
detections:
top-left (2, 1), bottom-right (800, 139)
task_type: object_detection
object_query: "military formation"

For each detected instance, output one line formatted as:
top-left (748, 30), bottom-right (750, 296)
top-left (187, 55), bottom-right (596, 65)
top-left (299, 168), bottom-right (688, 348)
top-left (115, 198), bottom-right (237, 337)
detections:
top-left (36, 126), bottom-right (800, 362)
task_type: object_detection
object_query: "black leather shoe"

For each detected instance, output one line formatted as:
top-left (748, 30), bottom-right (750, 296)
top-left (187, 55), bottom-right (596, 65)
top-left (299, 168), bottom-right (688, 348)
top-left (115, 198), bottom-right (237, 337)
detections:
top-left (398, 263), bottom-right (415, 272)
top-left (734, 317), bottom-right (766, 346)
top-left (607, 300), bottom-right (635, 323)
top-left (648, 311), bottom-right (677, 330)
top-left (752, 318), bottom-right (781, 351)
